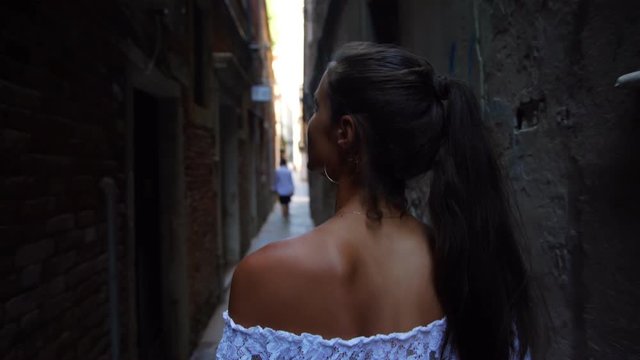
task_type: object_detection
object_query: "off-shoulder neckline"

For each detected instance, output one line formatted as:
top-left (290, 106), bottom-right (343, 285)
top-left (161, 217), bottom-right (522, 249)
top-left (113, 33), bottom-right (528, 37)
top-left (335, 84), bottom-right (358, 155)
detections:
top-left (222, 310), bottom-right (447, 347)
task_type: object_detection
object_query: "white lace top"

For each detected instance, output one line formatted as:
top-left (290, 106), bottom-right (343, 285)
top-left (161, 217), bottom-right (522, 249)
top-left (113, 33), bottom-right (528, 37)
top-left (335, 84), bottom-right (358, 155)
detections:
top-left (216, 310), bottom-right (453, 359)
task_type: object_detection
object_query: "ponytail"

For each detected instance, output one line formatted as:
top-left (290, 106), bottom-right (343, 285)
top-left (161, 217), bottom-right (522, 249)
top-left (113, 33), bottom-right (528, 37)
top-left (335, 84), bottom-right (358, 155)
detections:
top-left (428, 79), bottom-right (533, 360)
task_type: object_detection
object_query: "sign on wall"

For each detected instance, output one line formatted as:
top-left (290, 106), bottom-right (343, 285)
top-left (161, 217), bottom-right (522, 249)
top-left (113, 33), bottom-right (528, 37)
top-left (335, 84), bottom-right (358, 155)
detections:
top-left (251, 85), bottom-right (272, 102)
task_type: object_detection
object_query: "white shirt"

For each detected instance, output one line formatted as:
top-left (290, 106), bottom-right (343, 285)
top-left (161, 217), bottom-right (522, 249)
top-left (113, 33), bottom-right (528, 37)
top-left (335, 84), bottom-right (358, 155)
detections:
top-left (215, 311), bottom-right (529, 359)
top-left (273, 165), bottom-right (294, 196)
top-left (216, 310), bottom-right (450, 359)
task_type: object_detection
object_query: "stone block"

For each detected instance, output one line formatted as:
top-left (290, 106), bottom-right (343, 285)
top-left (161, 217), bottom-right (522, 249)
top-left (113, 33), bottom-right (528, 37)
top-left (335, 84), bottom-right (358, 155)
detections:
top-left (21, 154), bottom-right (73, 177)
top-left (1, 129), bottom-right (31, 153)
top-left (0, 275), bottom-right (19, 302)
top-left (76, 241), bottom-right (105, 264)
top-left (76, 294), bottom-right (104, 326)
top-left (20, 263), bottom-right (42, 289)
top-left (5, 287), bottom-right (42, 320)
top-left (0, 202), bottom-right (18, 225)
top-left (55, 230), bottom-right (83, 252)
top-left (49, 178), bottom-right (65, 196)
top-left (97, 223), bottom-right (107, 241)
top-left (70, 176), bottom-right (94, 193)
top-left (0, 226), bottom-right (19, 251)
top-left (15, 238), bottom-right (54, 266)
top-left (19, 309), bottom-right (40, 331)
top-left (36, 343), bottom-right (58, 360)
top-left (47, 276), bottom-right (65, 296)
top-left (83, 303), bottom-right (105, 329)
top-left (13, 224), bottom-right (46, 244)
top-left (45, 214), bottom-right (74, 234)
top-left (87, 335), bottom-right (109, 360)
top-left (74, 273), bottom-right (103, 306)
top-left (67, 256), bottom-right (103, 288)
top-left (43, 251), bottom-right (76, 276)
top-left (2, 176), bottom-right (35, 201)
top-left (42, 293), bottom-right (72, 321)
top-left (76, 326), bottom-right (105, 357)
top-left (59, 306), bottom-right (79, 333)
top-left (0, 322), bottom-right (18, 352)
top-left (22, 340), bottom-right (39, 359)
top-left (76, 210), bottom-right (95, 228)
top-left (0, 255), bottom-right (14, 277)
top-left (20, 197), bottom-right (56, 219)
top-left (84, 227), bottom-right (97, 243)
top-left (54, 331), bottom-right (74, 358)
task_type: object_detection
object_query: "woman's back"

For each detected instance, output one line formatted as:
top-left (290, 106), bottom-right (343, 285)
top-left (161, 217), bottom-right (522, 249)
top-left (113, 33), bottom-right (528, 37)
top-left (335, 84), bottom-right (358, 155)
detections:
top-left (228, 212), bottom-right (442, 340)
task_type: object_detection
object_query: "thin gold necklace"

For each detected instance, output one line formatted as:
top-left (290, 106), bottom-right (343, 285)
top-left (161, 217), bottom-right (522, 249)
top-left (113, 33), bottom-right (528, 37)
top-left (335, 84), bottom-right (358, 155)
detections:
top-left (335, 209), bottom-right (402, 219)
top-left (336, 209), bottom-right (364, 217)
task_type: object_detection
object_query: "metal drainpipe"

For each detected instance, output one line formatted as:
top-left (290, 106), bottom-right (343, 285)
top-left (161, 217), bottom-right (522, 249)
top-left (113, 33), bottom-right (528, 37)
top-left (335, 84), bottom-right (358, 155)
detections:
top-left (100, 177), bottom-right (120, 360)
top-left (473, 0), bottom-right (486, 113)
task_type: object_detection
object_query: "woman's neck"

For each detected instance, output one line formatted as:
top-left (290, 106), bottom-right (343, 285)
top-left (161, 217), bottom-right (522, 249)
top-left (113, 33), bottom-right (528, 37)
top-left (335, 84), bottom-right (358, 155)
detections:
top-left (334, 178), bottom-right (403, 217)
top-left (334, 177), bottom-right (361, 213)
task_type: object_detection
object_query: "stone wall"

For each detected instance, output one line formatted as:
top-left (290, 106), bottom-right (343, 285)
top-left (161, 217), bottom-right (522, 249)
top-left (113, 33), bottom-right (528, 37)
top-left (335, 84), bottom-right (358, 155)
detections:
top-left (479, 1), bottom-right (640, 357)
top-left (304, 0), bottom-right (640, 358)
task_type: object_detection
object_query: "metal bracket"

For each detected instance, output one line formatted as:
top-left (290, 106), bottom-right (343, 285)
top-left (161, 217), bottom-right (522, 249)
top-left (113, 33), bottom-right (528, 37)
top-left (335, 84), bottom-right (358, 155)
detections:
top-left (615, 70), bottom-right (640, 88)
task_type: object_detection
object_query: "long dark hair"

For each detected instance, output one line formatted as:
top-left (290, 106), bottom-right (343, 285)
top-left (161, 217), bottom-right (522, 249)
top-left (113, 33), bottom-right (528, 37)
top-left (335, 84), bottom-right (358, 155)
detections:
top-left (326, 42), bottom-right (535, 360)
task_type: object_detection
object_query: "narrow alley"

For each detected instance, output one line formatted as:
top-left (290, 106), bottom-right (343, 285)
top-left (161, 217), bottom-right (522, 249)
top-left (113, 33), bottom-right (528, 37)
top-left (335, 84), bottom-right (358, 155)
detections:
top-left (1, 0), bottom-right (640, 359)
top-left (191, 173), bottom-right (314, 360)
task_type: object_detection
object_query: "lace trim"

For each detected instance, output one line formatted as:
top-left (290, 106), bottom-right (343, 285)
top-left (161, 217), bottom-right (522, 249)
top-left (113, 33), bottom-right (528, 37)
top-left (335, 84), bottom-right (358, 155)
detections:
top-left (222, 310), bottom-right (447, 347)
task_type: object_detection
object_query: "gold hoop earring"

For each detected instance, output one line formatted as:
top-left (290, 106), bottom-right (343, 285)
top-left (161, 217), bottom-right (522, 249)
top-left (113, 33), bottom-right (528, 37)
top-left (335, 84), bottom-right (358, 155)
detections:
top-left (323, 165), bottom-right (339, 184)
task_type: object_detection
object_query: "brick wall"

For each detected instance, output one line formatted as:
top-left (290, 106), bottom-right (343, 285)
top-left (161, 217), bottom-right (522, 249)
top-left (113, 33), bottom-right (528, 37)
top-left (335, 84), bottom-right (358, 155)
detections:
top-left (1, 0), bottom-right (277, 357)
top-left (238, 136), bottom-right (252, 254)
top-left (184, 122), bottom-right (220, 348)
top-left (0, 1), bottom-right (128, 358)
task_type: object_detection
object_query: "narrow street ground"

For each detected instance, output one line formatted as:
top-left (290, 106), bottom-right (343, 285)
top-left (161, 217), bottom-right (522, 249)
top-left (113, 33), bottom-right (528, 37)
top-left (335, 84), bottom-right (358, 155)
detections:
top-left (191, 173), bottom-right (314, 359)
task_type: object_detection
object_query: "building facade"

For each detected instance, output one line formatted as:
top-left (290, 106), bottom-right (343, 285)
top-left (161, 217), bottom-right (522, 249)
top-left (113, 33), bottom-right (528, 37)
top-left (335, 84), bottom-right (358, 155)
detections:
top-left (1, 0), bottom-right (275, 359)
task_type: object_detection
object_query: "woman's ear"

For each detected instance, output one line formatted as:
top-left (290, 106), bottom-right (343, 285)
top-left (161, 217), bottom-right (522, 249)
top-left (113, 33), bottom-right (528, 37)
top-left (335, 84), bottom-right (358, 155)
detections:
top-left (336, 115), bottom-right (356, 150)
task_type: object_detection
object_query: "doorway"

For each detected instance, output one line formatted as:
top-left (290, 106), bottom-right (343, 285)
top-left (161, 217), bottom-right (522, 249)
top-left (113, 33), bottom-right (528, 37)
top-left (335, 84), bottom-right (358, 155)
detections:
top-left (133, 89), bottom-right (164, 359)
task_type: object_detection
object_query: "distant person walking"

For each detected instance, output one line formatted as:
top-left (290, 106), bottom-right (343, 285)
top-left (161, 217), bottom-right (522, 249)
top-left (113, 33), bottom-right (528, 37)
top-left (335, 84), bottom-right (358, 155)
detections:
top-left (273, 159), bottom-right (294, 218)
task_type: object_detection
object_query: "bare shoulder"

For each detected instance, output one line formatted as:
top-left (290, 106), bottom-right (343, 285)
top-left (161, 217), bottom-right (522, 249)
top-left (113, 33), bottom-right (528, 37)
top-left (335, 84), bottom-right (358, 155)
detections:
top-left (227, 233), bottom-right (334, 330)
top-left (228, 239), bottom-right (295, 326)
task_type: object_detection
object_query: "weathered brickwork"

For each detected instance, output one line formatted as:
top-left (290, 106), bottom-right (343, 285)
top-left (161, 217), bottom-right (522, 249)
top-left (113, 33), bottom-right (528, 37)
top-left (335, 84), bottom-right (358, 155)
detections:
top-left (184, 123), bottom-right (220, 348)
top-left (0, 1), bottom-right (126, 357)
top-left (2, 0), bottom-right (276, 358)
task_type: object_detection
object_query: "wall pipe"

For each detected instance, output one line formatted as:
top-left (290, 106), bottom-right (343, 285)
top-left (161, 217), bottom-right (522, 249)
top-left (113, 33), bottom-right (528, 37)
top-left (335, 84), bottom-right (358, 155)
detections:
top-left (100, 177), bottom-right (120, 360)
